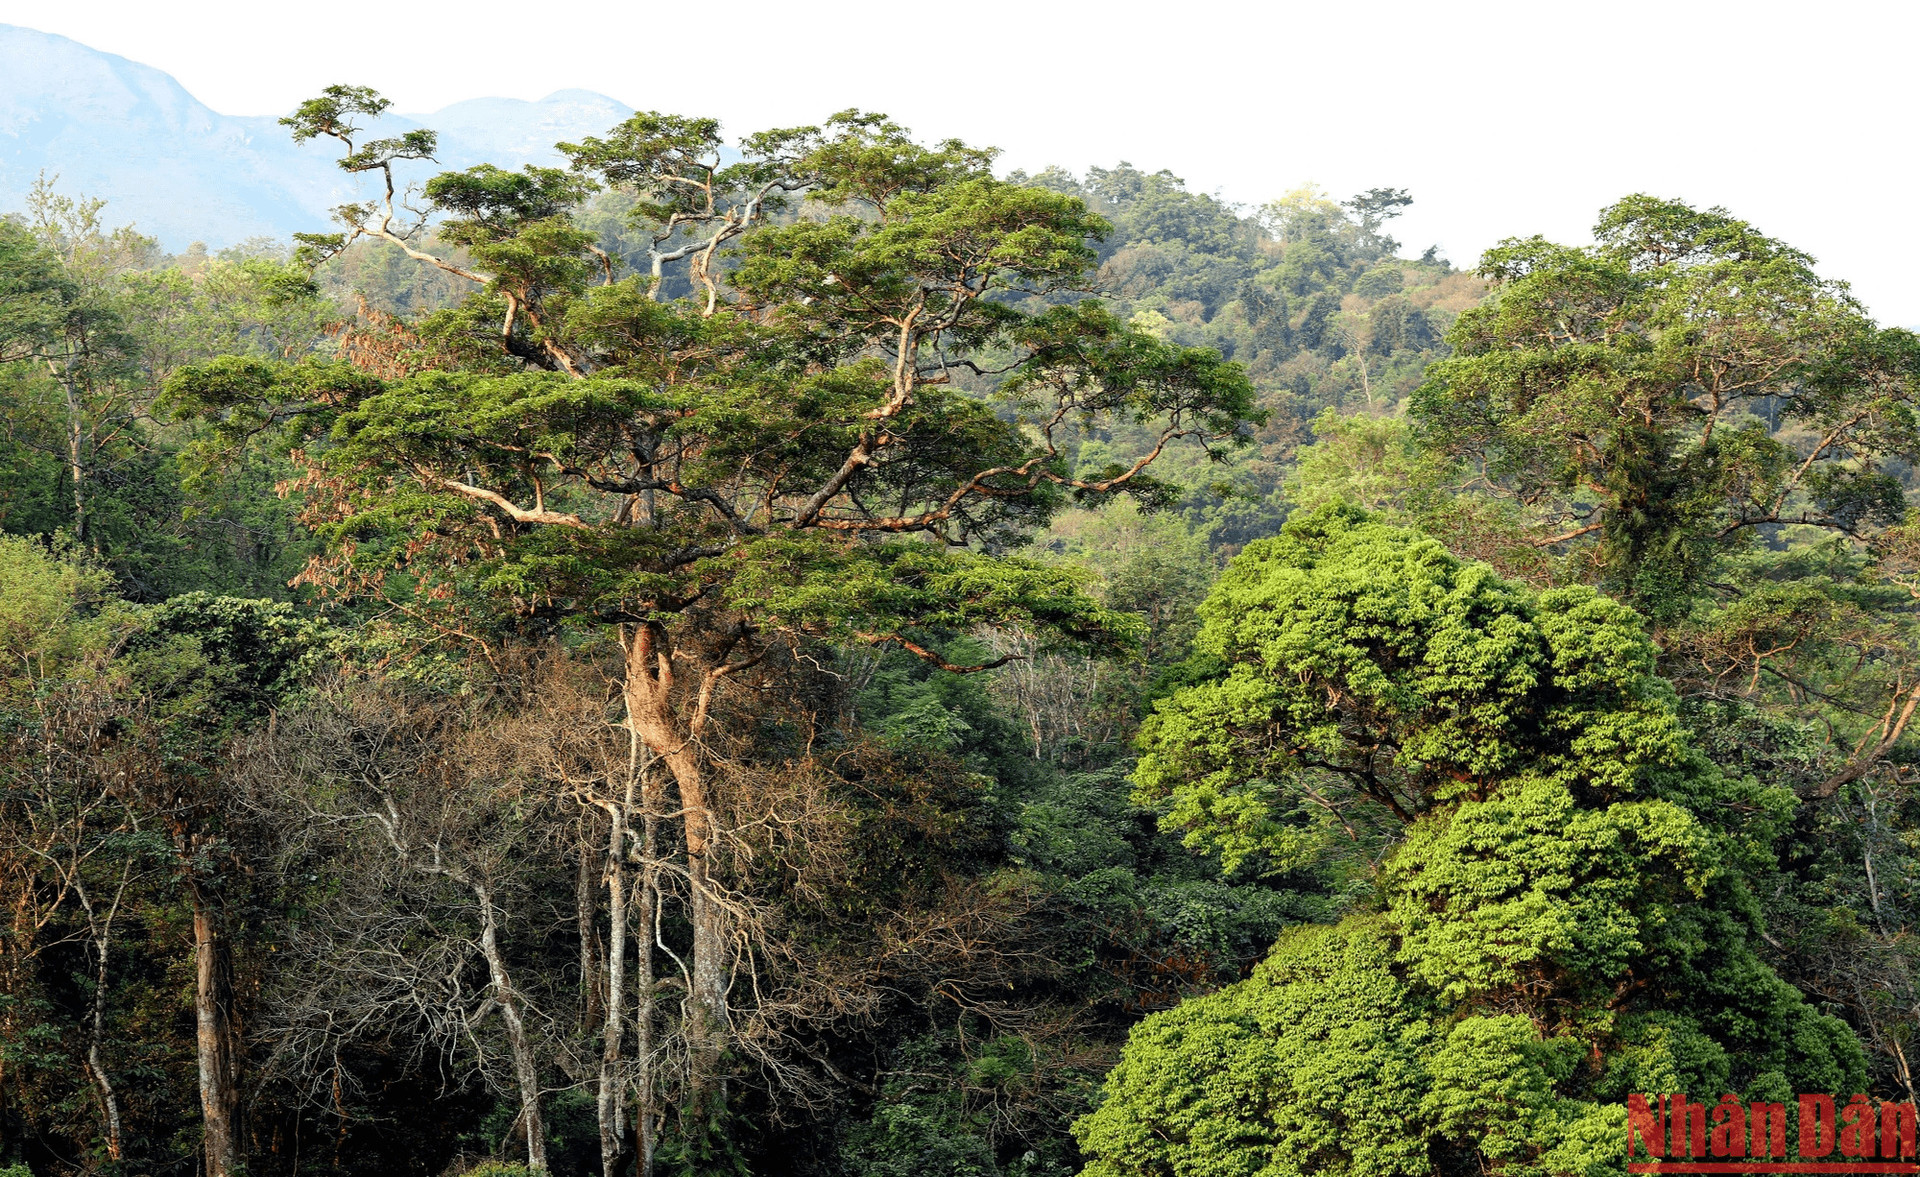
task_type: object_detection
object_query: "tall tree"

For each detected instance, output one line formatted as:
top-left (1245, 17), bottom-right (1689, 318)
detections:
top-left (0, 195), bottom-right (139, 548)
top-left (1399, 197), bottom-right (1920, 817)
top-left (1412, 195), bottom-right (1920, 623)
top-left (170, 91), bottom-right (1257, 1164)
top-left (117, 594), bottom-right (330, 1177)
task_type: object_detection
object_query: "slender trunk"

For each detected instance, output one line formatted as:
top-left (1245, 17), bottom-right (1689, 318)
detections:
top-left (598, 790), bottom-right (629, 1177)
top-left (87, 1036), bottom-right (122, 1163)
top-left (0, 959), bottom-right (10, 1162)
top-left (635, 799), bottom-right (658, 1177)
top-left (579, 819), bottom-right (603, 1030)
top-left (80, 876), bottom-right (127, 1162)
top-left (191, 882), bottom-right (239, 1177)
top-left (1896, 1036), bottom-right (1919, 1111)
top-left (331, 1066), bottom-right (348, 1171)
top-left (474, 883), bottom-right (548, 1173)
top-left (54, 358), bottom-right (85, 544)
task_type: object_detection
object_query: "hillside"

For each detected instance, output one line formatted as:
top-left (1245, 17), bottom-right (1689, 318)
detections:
top-left (7, 51), bottom-right (1920, 1177)
top-left (0, 24), bottom-right (632, 248)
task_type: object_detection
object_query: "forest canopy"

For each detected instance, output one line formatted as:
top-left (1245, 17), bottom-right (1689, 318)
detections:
top-left (3, 83), bottom-right (1919, 1177)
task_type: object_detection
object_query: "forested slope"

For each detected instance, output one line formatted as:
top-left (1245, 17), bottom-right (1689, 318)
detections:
top-left (3, 89), bottom-right (1917, 1177)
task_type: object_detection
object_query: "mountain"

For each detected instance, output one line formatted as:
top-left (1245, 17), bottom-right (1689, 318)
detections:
top-left (425, 91), bottom-right (633, 165)
top-left (0, 24), bottom-right (633, 249)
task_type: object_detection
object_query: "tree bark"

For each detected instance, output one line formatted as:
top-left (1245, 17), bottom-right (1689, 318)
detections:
top-left (579, 818), bottom-right (603, 1031)
top-left (597, 790), bottom-right (629, 1177)
top-left (620, 628), bottom-right (729, 1094)
top-left (87, 973), bottom-right (124, 1163)
top-left (77, 873), bottom-right (128, 1162)
top-left (682, 854), bottom-right (730, 1091)
top-left (635, 796), bottom-right (659, 1177)
top-left (473, 881), bottom-right (548, 1173)
top-left (190, 880), bottom-right (239, 1177)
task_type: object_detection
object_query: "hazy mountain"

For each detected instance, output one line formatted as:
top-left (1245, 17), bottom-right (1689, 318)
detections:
top-left (427, 91), bottom-right (633, 165)
top-left (0, 24), bottom-right (632, 249)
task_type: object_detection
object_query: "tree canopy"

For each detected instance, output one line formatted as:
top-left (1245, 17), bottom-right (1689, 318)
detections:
top-left (1083, 507), bottom-right (1862, 1177)
top-left (13, 77), bottom-right (1920, 1177)
top-left (1413, 196), bottom-right (1920, 620)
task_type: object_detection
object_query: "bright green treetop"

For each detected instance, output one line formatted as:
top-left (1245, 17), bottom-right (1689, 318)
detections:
top-left (1084, 507), bottom-right (1861, 1177)
top-left (1134, 505), bottom-right (1690, 871)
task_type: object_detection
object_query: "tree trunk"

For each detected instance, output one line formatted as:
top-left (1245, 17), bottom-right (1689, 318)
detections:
top-left (635, 800), bottom-right (658, 1177)
top-left (620, 629), bottom-right (729, 1093)
top-left (597, 792), bottom-right (629, 1177)
top-left (474, 882), bottom-right (548, 1173)
top-left (0, 889), bottom-right (33, 1164)
top-left (190, 881), bottom-right (239, 1177)
top-left (54, 359), bottom-right (85, 544)
top-left (81, 879), bottom-right (126, 1162)
top-left (88, 968), bottom-right (124, 1163)
top-left (682, 853), bottom-right (730, 1089)
top-left (579, 818), bottom-right (603, 1030)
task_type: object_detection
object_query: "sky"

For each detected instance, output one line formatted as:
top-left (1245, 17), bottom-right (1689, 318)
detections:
top-left (12, 0), bottom-right (1920, 323)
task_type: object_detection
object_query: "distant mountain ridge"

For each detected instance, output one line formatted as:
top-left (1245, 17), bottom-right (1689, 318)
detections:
top-left (0, 24), bottom-right (634, 249)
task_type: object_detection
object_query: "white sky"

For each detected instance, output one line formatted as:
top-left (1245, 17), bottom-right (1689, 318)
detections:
top-left (13, 0), bottom-right (1920, 323)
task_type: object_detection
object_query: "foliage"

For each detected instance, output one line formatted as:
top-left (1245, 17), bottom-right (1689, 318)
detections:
top-left (1135, 505), bottom-right (1692, 869)
top-left (1004, 168), bottom-right (1482, 550)
top-left (1413, 195), bottom-right (1920, 621)
top-left (0, 534), bottom-right (126, 685)
top-left (0, 187), bottom-right (332, 600)
top-left (1083, 508), bottom-right (1862, 1176)
top-left (16, 81), bottom-right (1920, 1177)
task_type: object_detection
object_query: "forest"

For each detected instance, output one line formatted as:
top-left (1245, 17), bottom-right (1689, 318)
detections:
top-left (2, 86), bottom-right (1918, 1177)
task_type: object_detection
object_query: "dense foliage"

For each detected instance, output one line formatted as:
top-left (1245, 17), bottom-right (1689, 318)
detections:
top-left (1081, 508), bottom-right (1861, 1177)
top-left (4, 87), bottom-right (1919, 1177)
